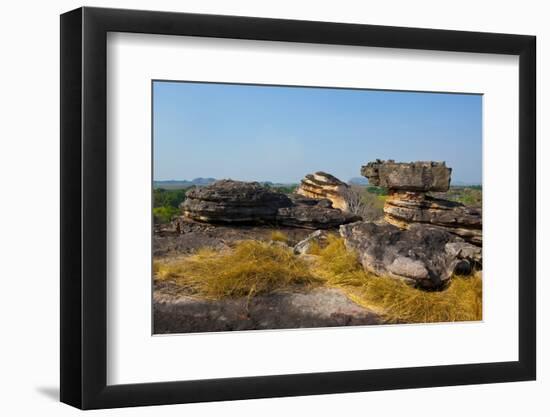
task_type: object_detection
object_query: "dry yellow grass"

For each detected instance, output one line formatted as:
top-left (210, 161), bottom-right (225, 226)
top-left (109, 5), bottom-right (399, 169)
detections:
top-left (270, 230), bottom-right (288, 243)
top-left (154, 240), bottom-right (318, 299)
top-left (154, 235), bottom-right (482, 323)
top-left (313, 236), bottom-right (483, 323)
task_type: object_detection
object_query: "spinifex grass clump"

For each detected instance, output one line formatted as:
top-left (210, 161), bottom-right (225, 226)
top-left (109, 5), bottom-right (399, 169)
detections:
top-left (154, 240), bottom-right (318, 299)
top-left (313, 236), bottom-right (482, 323)
top-left (270, 230), bottom-right (288, 243)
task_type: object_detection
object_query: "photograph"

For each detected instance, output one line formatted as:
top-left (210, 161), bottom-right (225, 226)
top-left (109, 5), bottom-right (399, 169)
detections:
top-left (152, 81), bottom-right (483, 334)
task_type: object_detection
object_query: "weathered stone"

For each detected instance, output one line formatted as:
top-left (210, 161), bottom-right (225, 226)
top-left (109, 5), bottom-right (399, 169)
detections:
top-left (340, 221), bottom-right (472, 288)
top-left (296, 171), bottom-right (350, 211)
top-left (182, 180), bottom-right (359, 229)
top-left (277, 195), bottom-right (360, 229)
top-left (361, 160), bottom-right (451, 192)
top-left (154, 285), bottom-right (382, 333)
top-left (182, 179), bottom-right (291, 223)
top-left (361, 160), bottom-right (482, 246)
top-left (293, 230), bottom-right (329, 255)
top-left (384, 192), bottom-right (482, 245)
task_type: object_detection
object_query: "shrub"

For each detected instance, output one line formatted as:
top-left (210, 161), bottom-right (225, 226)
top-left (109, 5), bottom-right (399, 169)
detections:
top-left (153, 206), bottom-right (180, 224)
top-left (342, 185), bottom-right (385, 221)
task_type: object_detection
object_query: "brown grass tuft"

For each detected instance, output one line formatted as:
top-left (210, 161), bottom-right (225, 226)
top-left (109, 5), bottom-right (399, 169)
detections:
top-left (154, 240), bottom-right (318, 299)
top-left (313, 236), bottom-right (482, 323)
top-left (270, 230), bottom-right (288, 243)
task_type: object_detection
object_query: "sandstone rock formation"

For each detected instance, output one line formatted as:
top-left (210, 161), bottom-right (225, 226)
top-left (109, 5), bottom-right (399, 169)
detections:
top-left (296, 172), bottom-right (350, 211)
top-left (340, 221), bottom-right (481, 288)
top-left (361, 160), bottom-right (451, 192)
top-left (361, 160), bottom-right (482, 245)
top-left (181, 179), bottom-right (359, 229)
top-left (182, 180), bottom-right (290, 223)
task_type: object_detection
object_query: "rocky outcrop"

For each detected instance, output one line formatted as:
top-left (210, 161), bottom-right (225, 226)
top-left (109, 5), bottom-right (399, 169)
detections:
top-left (182, 179), bottom-right (359, 229)
top-left (384, 192), bottom-right (482, 245)
top-left (296, 172), bottom-right (350, 211)
top-left (276, 195), bottom-right (360, 229)
top-left (361, 160), bottom-right (482, 245)
top-left (361, 160), bottom-right (451, 192)
top-left (340, 221), bottom-right (481, 288)
top-left (182, 180), bottom-right (290, 223)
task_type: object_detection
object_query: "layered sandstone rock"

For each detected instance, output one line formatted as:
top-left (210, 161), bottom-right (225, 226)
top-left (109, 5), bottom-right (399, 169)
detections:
top-left (361, 160), bottom-right (451, 192)
top-left (181, 179), bottom-right (359, 229)
top-left (361, 160), bottom-right (482, 245)
top-left (340, 221), bottom-right (481, 288)
top-left (296, 172), bottom-right (349, 211)
top-left (384, 192), bottom-right (482, 245)
top-left (182, 180), bottom-right (290, 223)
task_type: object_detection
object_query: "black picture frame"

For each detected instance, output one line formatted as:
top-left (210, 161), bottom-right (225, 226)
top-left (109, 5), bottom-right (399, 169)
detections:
top-left (60, 6), bottom-right (536, 410)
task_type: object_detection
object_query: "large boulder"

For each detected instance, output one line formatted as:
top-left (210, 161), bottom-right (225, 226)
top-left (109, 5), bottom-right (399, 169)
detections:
top-left (361, 160), bottom-right (451, 192)
top-left (182, 180), bottom-right (359, 229)
top-left (182, 180), bottom-right (291, 223)
top-left (340, 221), bottom-right (480, 288)
top-left (296, 171), bottom-right (350, 211)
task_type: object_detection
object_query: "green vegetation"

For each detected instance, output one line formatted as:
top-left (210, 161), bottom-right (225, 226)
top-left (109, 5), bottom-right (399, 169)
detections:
top-left (154, 234), bottom-right (482, 323)
top-left (262, 183), bottom-right (298, 194)
top-left (365, 186), bottom-right (388, 196)
top-left (436, 186), bottom-right (482, 207)
top-left (344, 185), bottom-right (386, 220)
top-left (153, 188), bottom-right (187, 223)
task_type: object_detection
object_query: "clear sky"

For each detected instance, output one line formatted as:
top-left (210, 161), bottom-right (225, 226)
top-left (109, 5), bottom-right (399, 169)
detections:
top-left (153, 81), bottom-right (482, 184)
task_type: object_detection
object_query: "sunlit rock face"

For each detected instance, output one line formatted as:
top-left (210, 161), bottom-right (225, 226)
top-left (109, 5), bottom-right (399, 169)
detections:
top-left (361, 160), bottom-right (482, 246)
top-left (296, 172), bottom-right (350, 211)
top-left (181, 179), bottom-right (360, 229)
top-left (340, 221), bottom-right (482, 289)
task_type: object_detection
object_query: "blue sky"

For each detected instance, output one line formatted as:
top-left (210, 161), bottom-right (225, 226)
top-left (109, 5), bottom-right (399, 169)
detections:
top-left (153, 81), bottom-right (482, 184)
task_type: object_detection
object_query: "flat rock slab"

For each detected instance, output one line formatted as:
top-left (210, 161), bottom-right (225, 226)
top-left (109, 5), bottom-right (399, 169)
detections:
top-left (361, 160), bottom-right (451, 192)
top-left (153, 286), bottom-right (382, 334)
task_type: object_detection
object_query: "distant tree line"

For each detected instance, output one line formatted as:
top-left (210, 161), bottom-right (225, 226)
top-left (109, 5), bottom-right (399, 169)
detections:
top-left (153, 188), bottom-right (187, 223)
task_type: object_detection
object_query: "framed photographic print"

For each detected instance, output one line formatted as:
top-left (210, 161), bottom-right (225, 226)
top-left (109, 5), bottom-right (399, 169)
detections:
top-left (60, 6), bottom-right (536, 409)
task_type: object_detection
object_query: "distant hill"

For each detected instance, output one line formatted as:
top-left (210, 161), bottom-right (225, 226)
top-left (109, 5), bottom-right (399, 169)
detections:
top-left (154, 178), bottom-right (216, 189)
top-left (348, 177), bottom-right (369, 186)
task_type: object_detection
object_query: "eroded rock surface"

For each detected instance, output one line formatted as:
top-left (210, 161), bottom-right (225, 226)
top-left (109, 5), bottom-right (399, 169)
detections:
top-left (153, 285), bottom-right (382, 333)
top-left (182, 180), bottom-right (291, 223)
top-left (182, 180), bottom-right (359, 229)
top-left (340, 221), bottom-right (480, 288)
top-left (384, 192), bottom-right (482, 245)
top-left (361, 160), bottom-right (482, 245)
top-left (361, 160), bottom-right (451, 192)
top-left (296, 171), bottom-right (350, 211)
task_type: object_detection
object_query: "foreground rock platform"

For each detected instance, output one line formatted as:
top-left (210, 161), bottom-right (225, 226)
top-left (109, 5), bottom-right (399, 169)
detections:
top-left (340, 221), bottom-right (481, 288)
top-left (296, 171), bottom-right (350, 211)
top-left (153, 285), bottom-right (382, 333)
top-left (182, 179), bottom-right (359, 229)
